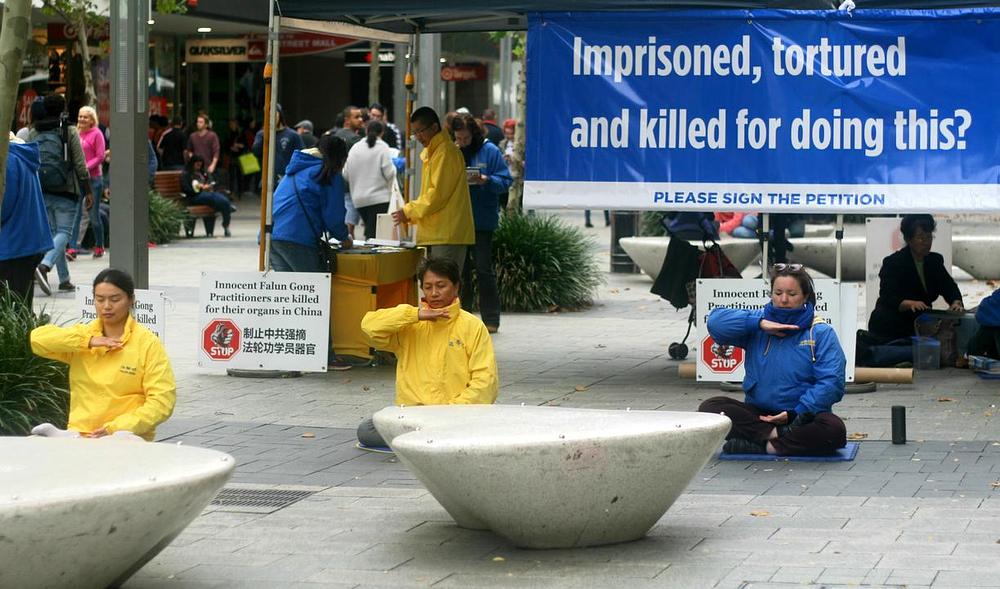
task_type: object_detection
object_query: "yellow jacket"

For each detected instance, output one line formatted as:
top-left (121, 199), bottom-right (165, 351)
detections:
top-left (30, 315), bottom-right (176, 441)
top-left (361, 298), bottom-right (498, 406)
top-left (402, 131), bottom-right (475, 246)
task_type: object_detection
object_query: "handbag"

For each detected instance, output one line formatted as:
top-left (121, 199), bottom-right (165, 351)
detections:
top-left (238, 152), bottom-right (260, 176)
top-left (290, 176), bottom-right (337, 274)
top-left (698, 242), bottom-right (742, 280)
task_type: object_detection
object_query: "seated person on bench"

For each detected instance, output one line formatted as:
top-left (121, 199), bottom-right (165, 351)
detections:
top-left (698, 264), bottom-right (847, 456)
top-left (30, 268), bottom-right (176, 441)
top-left (356, 257), bottom-right (498, 448)
top-left (860, 214), bottom-right (964, 367)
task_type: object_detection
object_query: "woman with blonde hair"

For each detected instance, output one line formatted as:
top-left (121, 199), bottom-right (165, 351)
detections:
top-left (69, 105), bottom-right (106, 258)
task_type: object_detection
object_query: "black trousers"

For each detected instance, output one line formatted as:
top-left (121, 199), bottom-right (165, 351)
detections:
top-left (699, 396), bottom-right (846, 456)
top-left (468, 230), bottom-right (500, 327)
top-left (358, 202), bottom-right (390, 240)
top-left (0, 253), bottom-right (43, 307)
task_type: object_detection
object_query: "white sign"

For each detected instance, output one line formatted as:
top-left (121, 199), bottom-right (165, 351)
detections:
top-left (198, 271), bottom-right (331, 372)
top-left (185, 38), bottom-right (249, 63)
top-left (865, 217), bottom-right (952, 318)
top-left (696, 278), bottom-right (856, 383)
top-left (77, 288), bottom-right (166, 340)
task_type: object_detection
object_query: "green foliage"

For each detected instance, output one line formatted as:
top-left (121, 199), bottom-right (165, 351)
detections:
top-left (155, 0), bottom-right (188, 14)
top-left (148, 190), bottom-right (184, 244)
top-left (641, 211), bottom-right (667, 236)
top-left (462, 213), bottom-right (603, 312)
top-left (0, 286), bottom-right (69, 435)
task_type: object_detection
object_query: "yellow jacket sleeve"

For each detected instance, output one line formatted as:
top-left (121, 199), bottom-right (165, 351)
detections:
top-left (30, 324), bottom-right (91, 364)
top-left (403, 147), bottom-right (464, 221)
top-left (361, 304), bottom-right (419, 353)
top-left (454, 323), bottom-right (499, 404)
top-left (105, 338), bottom-right (176, 437)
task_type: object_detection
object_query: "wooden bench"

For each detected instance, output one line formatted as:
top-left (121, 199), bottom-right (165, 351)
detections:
top-left (153, 170), bottom-right (219, 237)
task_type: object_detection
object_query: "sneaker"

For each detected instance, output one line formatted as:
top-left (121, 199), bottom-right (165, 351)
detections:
top-left (34, 265), bottom-right (51, 296)
top-left (224, 228), bottom-right (232, 237)
top-left (328, 358), bottom-right (353, 371)
top-left (65, 249), bottom-right (77, 261)
top-left (92, 247), bottom-right (105, 258)
top-left (486, 325), bottom-right (499, 334)
top-left (722, 438), bottom-right (767, 454)
top-left (58, 281), bottom-right (76, 293)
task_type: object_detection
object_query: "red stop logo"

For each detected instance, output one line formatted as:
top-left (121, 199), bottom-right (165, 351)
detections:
top-left (203, 319), bottom-right (240, 361)
top-left (701, 335), bottom-right (744, 374)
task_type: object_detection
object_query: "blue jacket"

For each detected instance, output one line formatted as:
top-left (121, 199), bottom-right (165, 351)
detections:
top-left (464, 140), bottom-right (512, 231)
top-left (977, 289), bottom-right (1000, 328)
top-left (271, 150), bottom-right (348, 247)
top-left (0, 142), bottom-right (53, 261)
top-left (707, 307), bottom-right (846, 415)
top-left (253, 127), bottom-right (304, 183)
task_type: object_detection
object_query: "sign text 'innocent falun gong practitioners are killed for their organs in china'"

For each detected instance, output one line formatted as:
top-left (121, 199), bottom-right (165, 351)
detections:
top-left (524, 9), bottom-right (1000, 212)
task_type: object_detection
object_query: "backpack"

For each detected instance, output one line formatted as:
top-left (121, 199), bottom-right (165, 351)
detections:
top-left (36, 124), bottom-right (77, 196)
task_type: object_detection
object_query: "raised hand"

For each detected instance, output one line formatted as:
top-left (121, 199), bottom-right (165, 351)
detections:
top-left (759, 319), bottom-right (800, 337)
top-left (418, 308), bottom-right (450, 321)
top-left (89, 336), bottom-right (123, 350)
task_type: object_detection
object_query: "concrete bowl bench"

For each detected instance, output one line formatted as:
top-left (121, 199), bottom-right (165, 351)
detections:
top-left (0, 438), bottom-right (234, 589)
top-left (373, 405), bottom-right (730, 549)
top-left (619, 237), bottom-right (761, 280)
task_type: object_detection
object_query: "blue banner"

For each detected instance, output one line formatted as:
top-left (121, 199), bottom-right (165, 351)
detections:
top-left (525, 9), bottom-right (1000, 212)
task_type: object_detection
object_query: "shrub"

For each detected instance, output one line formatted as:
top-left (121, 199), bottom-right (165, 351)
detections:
top-left (462, 213), bottom-right (603, 312)
top-left (0, 285), bottom-right (69, 435)
top-left (149, 190), bottom-right (185, 244)
top-left (640, 211), bottom-right (667, 236)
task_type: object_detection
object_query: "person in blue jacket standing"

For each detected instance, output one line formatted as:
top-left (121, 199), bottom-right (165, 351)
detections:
top-left (698, 264), bottom-right (847, 456)
top-left (269, 133), bottom-right (352, 369)
top-left (451, 113), bottom-right (511, 333)
top-left (0, 136), bottom-right (53, 306)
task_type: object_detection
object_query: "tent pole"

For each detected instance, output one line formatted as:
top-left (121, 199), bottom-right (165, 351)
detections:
top-left (835, 213), bottom-right (844, 282)
top-left (761, 213), bottom-right (770, 276)
top-left (259, 7), bottom-right (281, 271)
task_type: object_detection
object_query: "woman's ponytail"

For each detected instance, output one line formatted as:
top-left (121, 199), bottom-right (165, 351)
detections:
top-left (365, 120), bottom-right (384, 148)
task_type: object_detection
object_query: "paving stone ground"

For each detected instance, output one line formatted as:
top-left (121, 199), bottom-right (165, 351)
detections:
top-left (34, 206), bottom-right (1000, 588)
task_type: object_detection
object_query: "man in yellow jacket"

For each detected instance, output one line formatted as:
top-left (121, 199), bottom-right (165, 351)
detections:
top-left (357, 257), bottom-right (498, 448)
top-left (391, 106), bottom-right (475, 273)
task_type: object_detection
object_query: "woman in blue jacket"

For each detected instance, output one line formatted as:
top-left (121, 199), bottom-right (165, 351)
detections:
top-left (451, 113), bottom-right (512, 333)
top-left (698, 264), bottom-right (847, 455)
top-left (270, 133), bottom-right (350, 272)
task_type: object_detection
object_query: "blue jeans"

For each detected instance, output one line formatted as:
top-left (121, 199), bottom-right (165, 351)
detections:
top-left (41, 194), bottom-right (77, 284)
top-left (187, 191), bottom-right (232, 230)
top-left (70, 177), bottom-right (105, 249)
top-left (730, 214), bottom-right (759, 239)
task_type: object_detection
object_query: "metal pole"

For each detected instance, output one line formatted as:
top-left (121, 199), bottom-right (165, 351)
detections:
top-left (258, 5), bottom-right (280, 271)
top-left (109, 0), bottom-right (150, 288)
top-left (835, 213), bottom-right (844, 282)
top-left (761, 213), bottom-right (770, 275)
top-left (404, 33), bottom-right (416, 202)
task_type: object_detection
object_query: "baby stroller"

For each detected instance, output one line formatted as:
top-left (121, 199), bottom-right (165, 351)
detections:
top-left (650, 234), bottom-right (742, 359)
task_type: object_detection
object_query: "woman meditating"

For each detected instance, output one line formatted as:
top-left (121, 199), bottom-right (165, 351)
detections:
top-left (356, 257), bottom-right (498, 449)
top-left (30, 268), bottom-right (176, 440)
top-left (698, 264), bottom-right (847, 456)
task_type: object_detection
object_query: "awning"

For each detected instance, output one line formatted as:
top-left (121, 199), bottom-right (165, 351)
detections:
top-left (276, 0), bottom-right (1000, 33)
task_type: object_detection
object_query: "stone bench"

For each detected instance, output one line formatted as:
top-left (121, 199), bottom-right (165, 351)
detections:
top-left (373, 405), bottom-right (730, 549)
top-left (0, 438), bottom-right (234, 589)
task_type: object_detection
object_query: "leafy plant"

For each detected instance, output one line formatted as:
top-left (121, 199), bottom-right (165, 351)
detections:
top-left (148, 189), bottom-right (185, 244)
top-left (641, 211), bottom-right (667, 236)
top-left (462, 213), bottom-right (603, 312)
top-left (0, 285), bottom-right (69, 435)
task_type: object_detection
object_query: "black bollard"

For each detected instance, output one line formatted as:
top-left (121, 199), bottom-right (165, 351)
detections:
top-left (891, 405), bottom-right (906, 444)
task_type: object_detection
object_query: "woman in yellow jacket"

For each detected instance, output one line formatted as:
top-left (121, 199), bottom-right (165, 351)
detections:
top-left (357, 257), bottom-right (498, 449)
top-left (30, 268), bottom-right (176, 441)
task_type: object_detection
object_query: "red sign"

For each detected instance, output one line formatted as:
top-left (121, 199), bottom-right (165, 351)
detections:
top-left (246, 33), bottom-right (358, 61)
top-left (440, 65), bottom-right (487, 82)
top-left (203, 319), bottom-right (241, 361)
top-left (47, 22), bottom-right (109, 43)
top-left (17, 89), bottom-right (36, 129)
top-left (701, 335), bottom-right (744, 374)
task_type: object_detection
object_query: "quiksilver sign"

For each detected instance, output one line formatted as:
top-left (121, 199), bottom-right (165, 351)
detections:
top-left (185, 39), bottom-right (249, 63)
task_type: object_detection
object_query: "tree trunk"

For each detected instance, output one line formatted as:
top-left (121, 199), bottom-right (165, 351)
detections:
top-left (74, 8), bottom-right (96, 107)
top-left (368, 41), bottom-right (381, 107)
top-left (506, 33), bottom-right (527, 214)
top-left (0, 0), bottom-right (32, 232)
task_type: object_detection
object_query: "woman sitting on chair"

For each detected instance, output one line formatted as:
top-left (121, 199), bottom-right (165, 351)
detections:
top-left (181, 155), bottom-right (234, 237)
top-left (30, 268), bottom-right (175, 441)
top-left (698, 264), bottom-right (847, 456)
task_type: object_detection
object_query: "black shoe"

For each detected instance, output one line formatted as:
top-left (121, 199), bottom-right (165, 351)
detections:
top-left (585, 222), bottom-right (594, 228)
top-left (57, 281), bottom-right (76, 292)
top-left (723, 438), bottom-right (767, 454)
top-left (224, 228), bottom-right (232, 237)
top-left (35, 265), bottom-right (51, 296)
